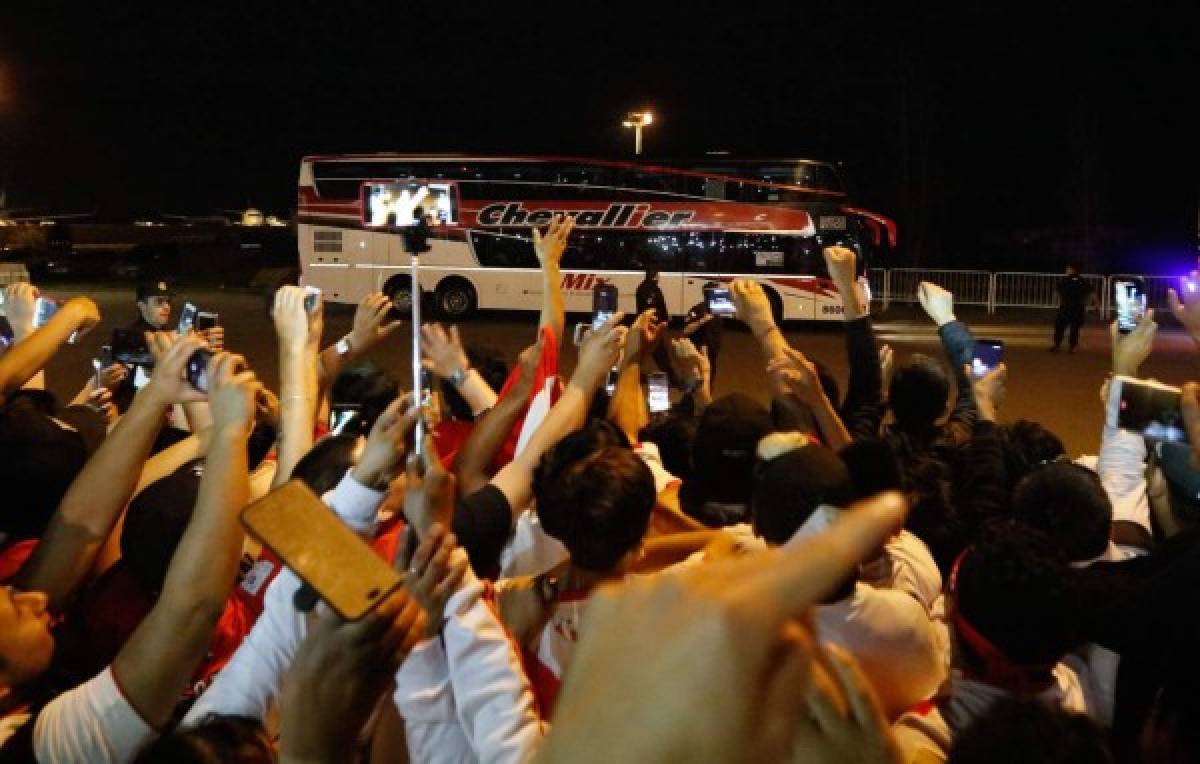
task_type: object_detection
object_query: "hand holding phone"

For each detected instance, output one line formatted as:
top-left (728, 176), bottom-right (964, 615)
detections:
top-left (647, 371), bottom-right (670, 413)
top-left (177, 302), bottom-right (198, 334)
top-left (1114, 280), bottom-right (1147, 335)
top-left (704, 286), bottom-right (737, 318)
top-left (241, 481), bottom-right (403, 620)
top-left (1107, 375), bottom-right (1187, 443)
top-left (970, 339), bottom-right (1004, 379)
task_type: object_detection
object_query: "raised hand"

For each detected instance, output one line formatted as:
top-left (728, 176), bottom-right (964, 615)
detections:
top-left (142, 334), bottom-right (208, 405)
top-left (539, 492), bottom-right (908, 764)
top-left (1168, 285), bottom-right (1200, 344)
top-left (279, 587), bottom-right (427, 763)
top-left (95, 363), bottom-right (128, 392)
top-left (421, 323), bottom-right (470, 379)
top-left (625, 308), bottom-right (667, 366)
top-left (532, 213), bottom-right (575, 271)
top-left (766, 347), bottom-right (825, 406)
top-left (572, 313), bottom-right (627, 391)
top-left (403, 433), bottom-right (457, 538)
top-left (823, 246), bottom-right (857, 286)
top-left (84, 387), bottom-right (117, 425)
top-left (273, 285), bottom-right (321, 350)
top-left (1111, 309), bottom-right (1157, 377)
top-left (3, 282), bottom-right (40, 338)
top-left (200, 325), bottom-right (225, 353)
top-left (970, 362), bottom-right (1008, 421)
top-left (1183, 383), bottom-right (1200, 468)
top-left (917, 282), bottom-right (956, 327)
top-left (879, 344), bottom-right (895, 392)
top-left (398, 523), bottom-right (468, 639)
top-left (672, 337), bottom-right (711, 393)
top-left (351, 395), bottom-right (418, 490)
top-left (730, 278), bottom-right (776, 335)
top-left (351, 292), bottom-right (403, 353)
top-left (206, 353), bottom-right (261, 437)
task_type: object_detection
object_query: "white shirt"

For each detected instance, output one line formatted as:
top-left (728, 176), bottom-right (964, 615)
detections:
top-left (861, 530), bottom-right (944, 613)
top-left (182, 470), bottom-right (386, 727)
top-left (893, 656), bottom-right (1100, 761)
top-left (30, 668), bottom-right (155, 764)
top-left (816, 583), bottom-right (947, 720)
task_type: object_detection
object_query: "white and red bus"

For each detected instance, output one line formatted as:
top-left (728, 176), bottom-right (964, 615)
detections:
top-left (296, 154), bottom-right (896, 321)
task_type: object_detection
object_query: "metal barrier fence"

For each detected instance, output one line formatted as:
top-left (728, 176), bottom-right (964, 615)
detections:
top-left (866, 268), bottom-right (1170, 315)
top-left (993, 272), bottom-right (1108, 315)
top-left (882, 268), bottom-right (994, 307)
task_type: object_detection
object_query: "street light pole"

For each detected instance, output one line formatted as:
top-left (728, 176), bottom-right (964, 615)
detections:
top-left (622, 111), bottom-right (654, 156)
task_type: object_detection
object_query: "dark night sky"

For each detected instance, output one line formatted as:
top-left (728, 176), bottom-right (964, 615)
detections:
top-left (2, 2), bottom-right (1197, 269)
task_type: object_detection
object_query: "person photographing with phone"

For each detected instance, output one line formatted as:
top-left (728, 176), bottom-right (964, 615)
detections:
top-left (683, 282), bottom-right (726, 388)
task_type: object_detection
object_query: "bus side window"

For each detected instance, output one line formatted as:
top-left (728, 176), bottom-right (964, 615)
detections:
top-left (624, 233), bottom-right (682, 274)
top-left (683, 233), bottom-right (717, 273)
top-left (470, 230), bottom-right (537, 269)
top-left (717, 233), bottom-right (756, 274)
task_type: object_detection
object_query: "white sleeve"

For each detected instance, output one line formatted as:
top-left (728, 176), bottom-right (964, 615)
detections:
top-left (182, 569), bottom-right (308, 727)
top-left (442, 569), bottom-right (545, 764)
top-left (33, 668), bottom-right (156, 764)
top-left (861, 530), bottom-right (943, 613)
top-left (1097, 426), bottom-right (1152, 533)
top-left (393, 639), bottom-right (476, 764)
top-left (324, 469), bottom-right (386, 536)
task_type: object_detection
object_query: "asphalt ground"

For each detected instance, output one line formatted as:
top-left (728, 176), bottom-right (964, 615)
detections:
top-left (34, 284), bottom-right (1200, 458)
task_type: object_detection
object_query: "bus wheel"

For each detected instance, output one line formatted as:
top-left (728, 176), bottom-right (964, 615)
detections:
top-left (436, 278), bottom-right (477, 319)
top-left (383, 275), bottom-right (415, 315)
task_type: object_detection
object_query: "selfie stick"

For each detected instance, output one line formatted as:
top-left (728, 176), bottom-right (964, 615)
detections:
top-left (410, 248), bottom-right (425, 452)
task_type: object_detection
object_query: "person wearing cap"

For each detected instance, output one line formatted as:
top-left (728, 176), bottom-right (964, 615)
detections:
top-left (752, 431), bottom-right (945, 720)
top-left (132, 279), bottom-right (174, 334)
top-left (679, 393), bottom-right (774, 528)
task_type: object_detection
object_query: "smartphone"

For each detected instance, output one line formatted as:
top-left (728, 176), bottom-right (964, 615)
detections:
top-left (303, 286), bottom-right (322, 314)
top-left (329, 403), bottom-right (362, 435)
top-left (970, 339), bottom-right (1004, 379)
top-left (1107, 375), bottom-right (1187, 443)
top-left (647, 371), bottom-right (670, 414)
top-left (592, 283), bottom-right (618, 330)
top-left (362, 181), bottom-right (457, 227)
top-left (195, 311), bottom-right (219, 331)
top-left (241, 480), bottom-right (403, 620)
top-left (1113, 279), bottom-right (1146, 334)
top-left (177, 302), bottom-right (198, 334)
top-left (604, 367), bottom-right (618, 397)
top-left (111, 328), bottom-right (155, 367)
top-left (92, 344), bottom-right (114, 386)
top-left (185, 348), bottom-right (213, 392)
top-left (1181, 274), bottom-right (1199, 298)
top-left (33, 297), bottom-right (59, 328)
top-left (704, 286), bottom-right (737, 318)
top-left (132, 365), bottom-right (152, 390)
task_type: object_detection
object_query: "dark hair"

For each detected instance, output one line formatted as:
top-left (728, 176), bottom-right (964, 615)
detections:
top-left (1011, 463), bottom-right (1111, 562)
top-left (839, 438), bottom-right (903, 499)
top-left (999, 420), bottom-right (1066, 489)
top-left (639, 412), bottom-right (698, 484)
top-left (440, 344), bottom-right (509, 422)
top-left (889, 354), bottom-right (949, 432)
top-left (955, 526), bottom-right (1083, 668)
top-left (949, 699), bottom-right (1112, 763)
top-left (330, 364), bottom-right (398, 434)
top-left (752, 441), bottom-right (854, 545)
top-left (290, 434), bottom-right (361, 495)
top-left (534, 440), bottom-right (654, 572)
top-left (134, 715), bottom-right (273, 763)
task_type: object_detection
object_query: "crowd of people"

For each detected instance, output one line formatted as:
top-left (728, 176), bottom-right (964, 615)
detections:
top-left (3, 213), bottom-right (1200, 763)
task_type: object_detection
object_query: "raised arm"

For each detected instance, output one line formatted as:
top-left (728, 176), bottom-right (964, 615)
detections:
top-left (534, 214), bottom-right (574, 345)
top-left (316, 292), bottom-right (403, 408)
top-left (731, 278), bottom-right (788, 363)
top-left (272, 285), bottom-right (322, 489)
top-left (0, 295), bottom-right (99, 401)
top-left (423, 322), bottom-right (499, 417)
top-left (825, 247), bottom-right (885, 439)
top-left (3, 282), bottom-right (48, 390)
top-left (608, 309), bottom-right (664, 444)
top-left (767, 347), bottom-right (852, 451)
top-left (14, 336), bottom-right (206, 610)
top-left (918, 281), bottom-right (978, 443)
top-left (453, 340), bottom-right (541, 495)
top-left (112, 352), bottom-right (259, 729)
top-left (489, 315), bottom-right (627, 514)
